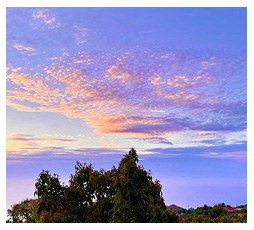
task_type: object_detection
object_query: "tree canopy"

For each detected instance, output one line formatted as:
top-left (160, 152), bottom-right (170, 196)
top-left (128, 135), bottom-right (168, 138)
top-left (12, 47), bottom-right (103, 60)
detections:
top-left (7, 148), bottom-right (178, 223)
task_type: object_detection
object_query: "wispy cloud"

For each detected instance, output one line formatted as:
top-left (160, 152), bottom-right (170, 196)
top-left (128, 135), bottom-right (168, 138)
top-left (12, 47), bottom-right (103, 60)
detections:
top-left (146, 141), bottom-right (247, 159)
top-left (13, 44), bottom-right (35, 52)
top-left (6, 138), bottom-right (246, 161)
top-left (6, 133), bottom-right (78, 155)
top-left (199, 151), bottom-right (246, 159)
top-left (31, 9), bottom-right (60, 29)
top-left (73, 25), bottom-right (88, 45)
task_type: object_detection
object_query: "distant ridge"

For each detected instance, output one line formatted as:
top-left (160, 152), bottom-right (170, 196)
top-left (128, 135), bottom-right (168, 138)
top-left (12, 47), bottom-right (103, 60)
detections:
top-left (168, 204), bottom-right (184, 212)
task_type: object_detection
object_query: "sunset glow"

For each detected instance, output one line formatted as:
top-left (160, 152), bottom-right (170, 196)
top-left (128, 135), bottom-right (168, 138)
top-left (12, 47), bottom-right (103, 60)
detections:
top-left (6, 7), bottom-right (247, 209)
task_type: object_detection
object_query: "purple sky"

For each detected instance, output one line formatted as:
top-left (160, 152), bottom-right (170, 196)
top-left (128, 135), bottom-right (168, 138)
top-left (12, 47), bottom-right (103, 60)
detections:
top-left (6, 7), bottom-right (247, 209)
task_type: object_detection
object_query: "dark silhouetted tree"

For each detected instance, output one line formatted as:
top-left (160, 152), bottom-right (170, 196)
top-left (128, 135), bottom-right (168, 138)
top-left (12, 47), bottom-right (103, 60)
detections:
top-left (111, 148), bottom-right (176, 223)
top-left (7, 148), bottom-right (178, 223)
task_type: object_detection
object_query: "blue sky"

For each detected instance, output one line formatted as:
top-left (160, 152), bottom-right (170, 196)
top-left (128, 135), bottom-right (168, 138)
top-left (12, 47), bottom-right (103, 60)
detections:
top-left (6, 7), bottom-right (247, 209)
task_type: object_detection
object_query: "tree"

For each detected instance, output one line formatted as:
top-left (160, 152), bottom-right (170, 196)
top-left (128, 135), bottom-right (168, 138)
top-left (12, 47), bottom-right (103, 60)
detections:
top-left (7, 199), bottom-right (38, 223)
top-left (209, 205), bottom-right (227, 219)
top-left (111, 148), bottom-right (177, 223)
top-left (7, 148), bottom-right (178, 223)
top-left (67, 162), bottom-right (116, 222)
top-left (34, 170), bottom-right (67, 222)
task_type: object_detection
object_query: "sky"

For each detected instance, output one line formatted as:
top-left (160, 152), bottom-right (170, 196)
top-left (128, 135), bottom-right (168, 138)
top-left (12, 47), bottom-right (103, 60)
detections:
top-left (6, 7), bottom-right (247, 209)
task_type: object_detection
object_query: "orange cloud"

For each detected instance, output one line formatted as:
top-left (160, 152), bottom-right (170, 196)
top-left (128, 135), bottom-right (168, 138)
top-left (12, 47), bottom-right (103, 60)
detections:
top-left (6, 134), bottom-right (78, 155)
top-left (6, 49), bottom-right (244, 143)
top-left (13, 44), bottom-right (35, 52)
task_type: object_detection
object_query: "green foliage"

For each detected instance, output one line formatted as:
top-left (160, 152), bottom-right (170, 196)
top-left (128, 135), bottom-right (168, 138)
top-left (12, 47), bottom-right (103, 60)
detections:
top-left (67, 162), bottom-right (116, 222)
top-left (34, 170), bottom-right (67, 222)
top-left (112, 148), bottom-right (175, 223)
top-left (7, 199), bottom-right (38, 223)
top-left (209, 205), bottom-right (227, 218)
top-left (7, 148), bottom-right (179, 223)
top-left (6, 148), bottom-right (246, 223)
top-left (161, 208), bottom-right (180, 223)
top-left (179, 204), bottom-right (247, 223)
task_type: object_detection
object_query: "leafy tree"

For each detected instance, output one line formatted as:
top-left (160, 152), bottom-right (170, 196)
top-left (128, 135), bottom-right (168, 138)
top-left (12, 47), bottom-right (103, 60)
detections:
top-left (178, 203), bottom-right (247, 223)
top-left (111, 148), bottom-right (177, 223)
top-left (209, 205), bottom-right (227, 218)
top-left (67, 162), bottom-right (116, 222)
top-left (12, 148), bottom-right (249, 223)
top-left (34, 170), bottom-right (67, 222)
top-left (7, 199), bottom-right (38, 223)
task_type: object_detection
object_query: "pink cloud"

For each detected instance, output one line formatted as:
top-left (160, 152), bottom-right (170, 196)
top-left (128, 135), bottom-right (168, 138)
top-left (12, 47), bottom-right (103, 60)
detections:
top-left (6, 133), bottom-right (78, 155)
top-left (6, 48), bottom-right (246, 143)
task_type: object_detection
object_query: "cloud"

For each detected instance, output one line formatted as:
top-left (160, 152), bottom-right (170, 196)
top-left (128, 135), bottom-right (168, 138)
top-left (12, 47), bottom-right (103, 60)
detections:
top-left (31, 9), bottom-right (60, 29)
top-left (6, 100), bottom-right (38, 113)
top-left (199, 151), bottom-right (246, 159)
top-left (137, 137), bottom-right (173, 145)
top-left (6, 48), bottom-right (246, 145)
top-left (6, 134), bottom-right (78, 155)
top-left (145, 141), bottom-right (247, 159)
top-left (6, 141), bottom-right (247, 162)
top-left (6, 146), bottom-right (129, 161)
top-left (73, 25), bottom-right (88, 45)
top-left (98, 136), bottom-right (122, 148)
top-left (13, 44), bottom-right (35, 56)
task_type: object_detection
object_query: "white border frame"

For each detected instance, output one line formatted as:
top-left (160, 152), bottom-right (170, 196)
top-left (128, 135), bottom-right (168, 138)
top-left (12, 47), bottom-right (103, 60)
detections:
top-left (1, 1), bottom-right (252, 229)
